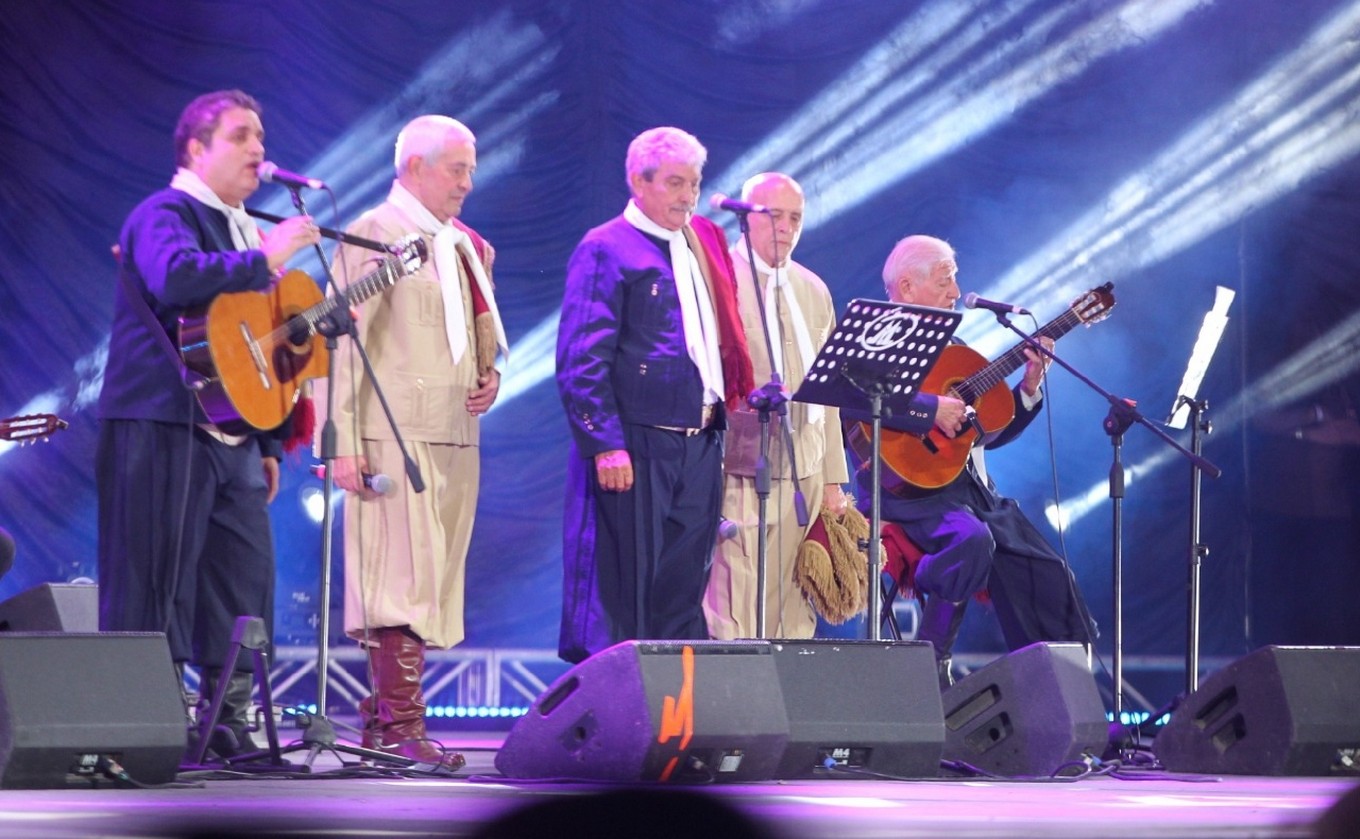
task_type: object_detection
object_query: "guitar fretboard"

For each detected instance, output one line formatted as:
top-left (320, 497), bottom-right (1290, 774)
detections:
top-left (953, 309), bottom-right (1084, 404)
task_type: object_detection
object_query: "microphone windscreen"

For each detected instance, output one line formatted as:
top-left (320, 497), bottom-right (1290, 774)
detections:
top-left (367, 473), bottom-right (395, 496)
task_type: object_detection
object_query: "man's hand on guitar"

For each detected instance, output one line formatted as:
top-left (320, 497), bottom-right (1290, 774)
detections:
top-left (261, 215), bottom-right (322, 273)
top-left (595, 449), bottom-right (634, 493)
top-left (933, 396), bottom-right (969, 438)
top-left (1021, 337), bottom-right (1055, 397)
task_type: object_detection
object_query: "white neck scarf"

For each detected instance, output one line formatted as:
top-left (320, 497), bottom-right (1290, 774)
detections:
top-left (387, 181), bottom-right (509, 366)
top-left (624, 200), bottom-right (723, 403)
top-left (169, 168), bottom-right (261, 251)
top-left (748, 250), bottom-right (821, 423)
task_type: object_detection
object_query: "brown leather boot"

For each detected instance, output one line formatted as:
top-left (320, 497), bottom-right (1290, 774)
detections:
top-left (362, 626), bottom-right (465, 771)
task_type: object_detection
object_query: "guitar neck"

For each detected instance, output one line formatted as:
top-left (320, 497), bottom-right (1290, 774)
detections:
top-left (954, 308), bottom-right (1085, 403)
top-left (296, 257), bottom-right (403, 334)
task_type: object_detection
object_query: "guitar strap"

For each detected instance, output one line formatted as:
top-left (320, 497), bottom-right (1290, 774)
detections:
top-left (116, 268), bottom-right (210, 393)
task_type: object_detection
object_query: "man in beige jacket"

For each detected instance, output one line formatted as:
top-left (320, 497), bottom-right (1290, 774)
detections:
top-left (703, 172), bottom-right (848, 639)
top-left (328, 115), bottom-right (508, 770)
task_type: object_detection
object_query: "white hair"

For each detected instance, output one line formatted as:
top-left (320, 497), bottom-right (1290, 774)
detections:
top-left (394, 115), bottom-right (475, 175)
top-left (625, 126), bottom-right (706, 185)
top-left (882, 235), bottom-right (954, 296)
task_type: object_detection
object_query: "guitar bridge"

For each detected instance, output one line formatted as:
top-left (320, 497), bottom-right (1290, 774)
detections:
top-left (239, 322), bottom-right (272, 390)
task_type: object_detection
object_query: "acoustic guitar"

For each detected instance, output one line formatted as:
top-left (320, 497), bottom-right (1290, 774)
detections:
top-left (851, 283), bottom-right (1116, 497)
top-left (178, 235), bottom-right (427, 434)
top-left (0, 413), bottom-right (68, 445)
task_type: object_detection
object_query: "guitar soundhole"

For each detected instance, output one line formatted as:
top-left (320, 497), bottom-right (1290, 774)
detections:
top-left (273, 343), bottom-right (312, 383)
top-left (284, 315), bottom-right (312, 349)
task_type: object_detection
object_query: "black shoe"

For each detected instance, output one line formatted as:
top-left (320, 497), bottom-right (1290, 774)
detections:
top-left (937, 656), bottom-right (956, 691)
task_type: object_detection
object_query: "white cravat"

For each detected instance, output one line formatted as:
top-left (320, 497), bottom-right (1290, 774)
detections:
top-left (624, 200), bottom-right (724, 404)
top-left (387, 182), bottom-right (509, 365)
top-left (169, 169), bottom-right (262, 251)
top-left (748, 250), bottom-right (822, 423)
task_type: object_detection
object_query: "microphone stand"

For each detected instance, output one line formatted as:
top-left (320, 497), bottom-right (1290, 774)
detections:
top-left (265, 188), bottom-right (428, 770)
top-left (733, 209), bottom-right (808, 639)
top-left (985, 311), bottom-right (1219, 744)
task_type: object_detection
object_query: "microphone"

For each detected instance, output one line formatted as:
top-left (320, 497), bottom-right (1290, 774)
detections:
top-left (717, 517), bottom-right (739, 541)
top-left (709, 193), bottom-right (770, 215)
top-left (310, 465), bottom-right (394, 495)
top-left (258, 161), bottom-right (326, 190)
top-left (963, 292), bottom-right (1030, 316)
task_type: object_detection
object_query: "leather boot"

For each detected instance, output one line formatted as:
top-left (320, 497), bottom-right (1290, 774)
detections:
top-left (362, 627), bottom-right (465, 771)
top-left (198, 668), bottom-right (261, 759)
top-left (918, 596), bottom-right (966, 690)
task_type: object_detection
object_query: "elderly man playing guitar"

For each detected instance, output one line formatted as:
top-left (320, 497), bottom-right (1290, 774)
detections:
top-left (849, 235), bottom-right (1102, 688)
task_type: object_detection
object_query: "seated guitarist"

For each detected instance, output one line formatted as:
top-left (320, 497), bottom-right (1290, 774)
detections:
top-left (849, 235), bottom-right (1095, 688)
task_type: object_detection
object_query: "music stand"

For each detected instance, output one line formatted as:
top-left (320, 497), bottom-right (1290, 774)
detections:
top-left (793, 299), bottom-right (960, 640)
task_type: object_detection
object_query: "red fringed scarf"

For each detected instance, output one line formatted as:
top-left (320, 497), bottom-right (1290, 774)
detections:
top-left (686, 215), bottom-right (754, 412)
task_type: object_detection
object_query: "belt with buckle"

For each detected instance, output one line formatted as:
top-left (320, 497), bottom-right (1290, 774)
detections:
top-left (652, 404), bottom-right (716, 436)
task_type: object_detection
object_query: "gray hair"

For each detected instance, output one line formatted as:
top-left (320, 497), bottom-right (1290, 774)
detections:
top-left (625, 126), bottom-right (706, 185)
top-left (882, 235), bottom-right (954, 296)
top-left (394, 115), bottom-right (476, 175)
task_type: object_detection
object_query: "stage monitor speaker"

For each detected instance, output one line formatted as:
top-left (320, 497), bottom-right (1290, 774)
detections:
top-left (0, 583), bottom-right (98, 632)
top-left (496, 641), bottom-right (789, 782)
top-left (0, 632), bottom-right (186, 788)
top-left (769, 640), bottom-right (944, 779)
top-left (941, 642), bottom-right (1107, 776)
top-left (1155, 645), bottom-right (1360, 776)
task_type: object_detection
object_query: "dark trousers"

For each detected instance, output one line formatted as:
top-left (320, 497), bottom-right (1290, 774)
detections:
top-left (559, 424), bottom-right (722, 662)
top-left (880, 472), bottom-right (1094, 649)
top-left (96, 420), bottom-right (275, 672)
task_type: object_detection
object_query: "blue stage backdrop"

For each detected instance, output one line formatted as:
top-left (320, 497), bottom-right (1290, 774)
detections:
top-left (3, 1), bottom-right (1358, 707)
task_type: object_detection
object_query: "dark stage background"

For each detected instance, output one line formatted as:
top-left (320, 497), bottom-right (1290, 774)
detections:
top-left (3, 0), bottom-right (1358, 711)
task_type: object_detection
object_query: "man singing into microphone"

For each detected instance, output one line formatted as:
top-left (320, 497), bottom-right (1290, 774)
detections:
top-left (325, 115), bottom-right (507, 770)
top-left (702, 173), bottom-right (849, 639)
top-left (98, 89), bottom-right (320, 760)
top-left (556, 126), bottom-right (753, 663)
top-left (851, 234), bottom-right (1094, 687)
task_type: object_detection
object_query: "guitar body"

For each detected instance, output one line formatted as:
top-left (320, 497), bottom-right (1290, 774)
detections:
top-left (180, 270), bottom-right (328, 434)
top-left (851, 282), bottom-right (1117, 498)
top-left (857, 344), bottom-right (1016, 496)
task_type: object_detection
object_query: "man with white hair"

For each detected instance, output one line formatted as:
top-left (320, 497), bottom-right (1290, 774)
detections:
top-left (702, 172), bottom-right (849, 639)
top-left (557, 126), bottom-right (753, 663)
top-left (853, 234), bottom-right (1093, 687)
top-left (328, 115), bottom-right (508, 769)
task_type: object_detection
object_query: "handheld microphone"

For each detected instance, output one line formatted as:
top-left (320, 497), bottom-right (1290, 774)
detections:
top-left (963, 292), bottom-right (1030, 316)
top-left (310, 465), bottom-right (394, 495)
top-left (709, 193), bottom-right (770, 214)
top-left (258, 161), bottom-right (326, 190)
top-left (718, 518), bottom-right (739, 540)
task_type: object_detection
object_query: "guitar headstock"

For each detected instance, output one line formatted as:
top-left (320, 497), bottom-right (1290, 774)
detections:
top-left (0, 413), bottom-right (68, 444)
top-left (1071, 282), bottom-right (1116, 326)
top-left (387, 234), bottom-right (429, 276)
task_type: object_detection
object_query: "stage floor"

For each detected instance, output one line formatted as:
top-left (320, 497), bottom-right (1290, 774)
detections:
top-left (0, 730), bottom-right (1355, 839)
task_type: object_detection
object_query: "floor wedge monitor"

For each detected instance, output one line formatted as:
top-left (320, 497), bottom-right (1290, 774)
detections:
top-left (1156, 645), bottom-right (1360, 776)
top-left (0, 631), bottom-right (186, 788)
top-left (941, 642), bottom-right (1107, 777)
